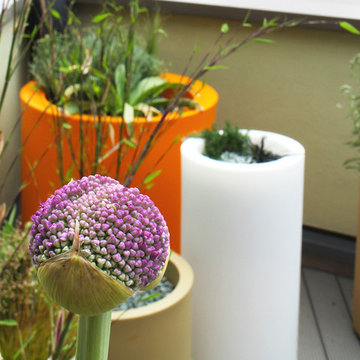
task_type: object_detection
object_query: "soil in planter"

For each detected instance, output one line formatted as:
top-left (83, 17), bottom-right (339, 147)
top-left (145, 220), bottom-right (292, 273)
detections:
top-left (114, 277), bottom-right (174, 311)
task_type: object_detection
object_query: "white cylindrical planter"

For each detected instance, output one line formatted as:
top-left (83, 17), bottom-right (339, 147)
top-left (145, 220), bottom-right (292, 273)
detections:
top-left (181, 130), bottom-right (305, 360)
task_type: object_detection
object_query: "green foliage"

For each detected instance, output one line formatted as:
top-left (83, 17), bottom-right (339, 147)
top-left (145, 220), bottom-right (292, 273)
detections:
top-left (221, 23), bottom-right (229, 33)
top-left (29, 0), bottom-right (200, 187)
top-left (343, 53), bottom-right (360, 172)
top-left (200, 122), bottom-right (280, 163)
top-left (144, 169), bottom-right (162, 185)
top-left (252, 38), bottom-right (274, 44)
top-left (29, 1), bottom-right (182, 118)
top-left (0, 215), bottom-right (47, 360)
top-left (340, 21), bottom-right (360, 35)
top-left (139, 292), bottom-right (162, 302)
top-left (201, 122), bottom-right (253, 160)
top-left (0, 214), bottom-right (77, 360)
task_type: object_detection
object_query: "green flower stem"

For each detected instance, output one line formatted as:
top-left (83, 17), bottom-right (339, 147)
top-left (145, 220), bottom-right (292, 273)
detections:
top-left (75, 311), bottom-right (112, 360)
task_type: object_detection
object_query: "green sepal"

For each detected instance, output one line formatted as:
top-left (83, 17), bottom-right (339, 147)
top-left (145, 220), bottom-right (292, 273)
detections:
top-left (37, 250), bottom-right (134, 315)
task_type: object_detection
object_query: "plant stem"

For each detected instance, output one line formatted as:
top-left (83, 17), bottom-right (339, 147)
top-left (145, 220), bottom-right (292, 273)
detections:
top-left (52, 312), bottom-right (75, 360)
top-left (55, 111), bottom-right (65, 185)
top-left (75, 311), bottom-right (112, 360)
top-left (124, 0), bottom-right (138, 104)
top-left (115, 119), bottom-right (125, 180)
top-left (93, 108), bottom-right (104, 174)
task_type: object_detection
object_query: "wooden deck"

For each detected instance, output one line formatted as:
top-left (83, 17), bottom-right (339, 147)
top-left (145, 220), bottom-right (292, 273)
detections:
top-left (299, 268), bottom-right (360, 359)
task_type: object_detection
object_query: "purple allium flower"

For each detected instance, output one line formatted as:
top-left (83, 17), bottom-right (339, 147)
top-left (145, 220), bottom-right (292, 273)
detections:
top-left (29, 174), bottom-right (170, 290)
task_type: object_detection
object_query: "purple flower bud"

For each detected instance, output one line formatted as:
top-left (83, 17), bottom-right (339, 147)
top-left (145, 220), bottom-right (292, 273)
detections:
top-left (29, 175), bottom-right (170, 290)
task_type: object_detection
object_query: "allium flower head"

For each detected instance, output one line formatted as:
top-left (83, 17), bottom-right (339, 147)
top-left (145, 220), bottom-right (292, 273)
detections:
top-left (29, 175), bottom-right (170, 315)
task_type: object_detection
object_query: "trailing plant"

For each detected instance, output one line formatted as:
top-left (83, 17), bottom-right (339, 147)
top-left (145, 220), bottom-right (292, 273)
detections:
top-left (200, 122), bottom-right (280, 163)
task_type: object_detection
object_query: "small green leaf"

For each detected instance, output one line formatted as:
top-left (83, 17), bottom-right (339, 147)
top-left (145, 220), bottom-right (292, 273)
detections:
top-left (122, 139), bottom-right (136, 149)
top-left (0, 319), bottom-right (18, 326)
top-left (157, 28), bottom-right (168, 37)
top-left (51, 9), bottom-right (61, 19)
top-left (59, 65), bottom-right (80, 75)
top-left (8, 205), bottom-right (16, 226)
top-left (138, 7), bottom-right (148, 14)
top-left (144, 169), bottom-right (162, 185)
top-left (62, 122), bottom-right (72, 130)
top-left (92, 13), bottom-right (111, 23)
top-left (90, 68), bottom-right (107, 80)
top-left (125, 41), bottom-right (134, 58)
top-left (268, 17), bottom-right (280, 27)
top-left (252, 38), bottom-right (274, 44)
top-left (114, 64), bottom-right (125, 109)
top-left (242, 11), bottom-right (252, 27)
top-left (63, 102), bottom-right (80, 116)
top-left (221, 23), bottom-right (229, 33)
top-left (14, 330), bottom-right (37, 360)
top-left (140, 292), bottom-right (161, 302)
top-left (340, 21), bottom-right (360, 35)
top-left (30, 26), bottom-right (38, 38)
top-left (128, 76), bottom-right (168, 105)
top-left (65, 165), bottom-right (74, 182)
top-left (203, 65), bottom-right (228, 71)
top-left (220, 43), bottom-right (239, 57)
top-left (193, 44), bottom-right (201, 52)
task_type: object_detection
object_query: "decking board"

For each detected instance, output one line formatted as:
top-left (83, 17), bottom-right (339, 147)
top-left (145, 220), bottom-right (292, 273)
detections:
top-left (337, 275), bottom-right (354, 316)
top-left (300, 269), bottom-right (360, 359)
top-left (298, 277), bottom-right (327, 360)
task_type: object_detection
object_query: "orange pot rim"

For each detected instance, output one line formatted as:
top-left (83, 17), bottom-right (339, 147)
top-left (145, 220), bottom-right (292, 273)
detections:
top-left (20, 72), bottom-right (218, 124)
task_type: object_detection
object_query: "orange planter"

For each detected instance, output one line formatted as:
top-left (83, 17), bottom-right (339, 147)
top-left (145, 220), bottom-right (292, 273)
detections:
top-left (20, 73), bottom-right (218, 253)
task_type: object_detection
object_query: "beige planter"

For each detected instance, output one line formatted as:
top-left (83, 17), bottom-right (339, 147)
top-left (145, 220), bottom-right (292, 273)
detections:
top-left (109, 252), bottom-right (194, 360)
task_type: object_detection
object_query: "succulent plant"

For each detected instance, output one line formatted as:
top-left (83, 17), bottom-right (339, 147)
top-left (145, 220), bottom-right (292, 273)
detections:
top-left (200, 122), bottom-right (281, 163)
top-left (29, 174), bottom-right (170, 316)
